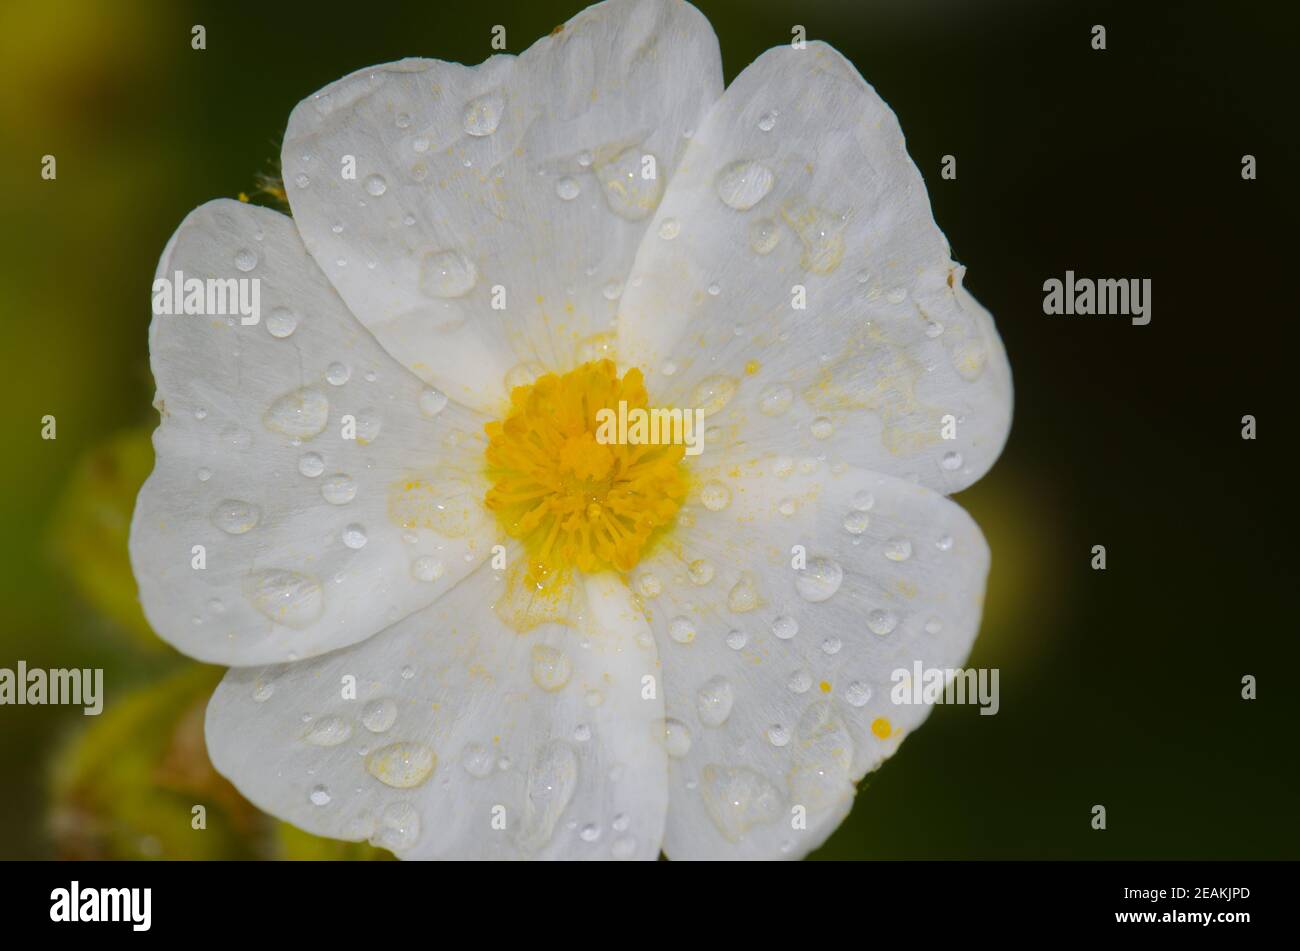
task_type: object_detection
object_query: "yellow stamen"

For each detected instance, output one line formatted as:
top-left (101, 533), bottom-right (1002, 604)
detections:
top-left (484, 360), bottom-right (686, 589)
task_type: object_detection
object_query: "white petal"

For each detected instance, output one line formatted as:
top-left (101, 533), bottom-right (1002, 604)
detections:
top-left (618, 42), bottom-right (1012, 493)
top-left (130, 200), bottom-right (494, 666)
top-left (630, 458), bottom-right (989, 858)
top-left (206, 562), bottom-right (667, 859)
top-left (280, 0), bottom-right (723, 413)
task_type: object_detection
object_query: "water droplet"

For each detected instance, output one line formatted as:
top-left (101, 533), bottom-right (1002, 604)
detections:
top-left (325, 362), bottom-right (351, 386)
top-left (795, 557), bottom-right (843, 603)
top-left (851, 490), bottom-right (875, 511)
top-left (749, 217), bottom-right (781, 254)
top-left (725, 629), bottom-right (747, 650)
top-left (504, 362), bottom-right (544, 391)
top-left (363, 173), bottom-right (388, 196)
top-left (884, 537), bottom-right (912, 561)
top-left (687, 559), bottom-right (714, 586)
top-left (727, 574), bottom-right (760, 613)
top-left (669, 616), bottom-right (697, 644)
top-left (355, 409), bottom-right (382, 444)
top-left (845, 682), bottom-right (872, 707)
top-left (514, 742), bottom-right (579, 853)
top-left (577, 150), bottom-right (593, 167)
top-left (925, 321), bottom-right (945, 339)
top-left (690, 375), bottom-right (737, 417)
top-left (395, 112), bottom-right (411, 129)
top-left (460, 743), bottom-right (495, 778)
top-left (777, 497), bottom-right (797, 517)
top-left (757, 110), bottom-right (778, 132)
top-left (211, 499), bottom-right (260, 535)
top-left (370, 801), bottom-right (421, 852)
top-left (867, 609), bottom-right (898, 636)
top-left (595, 148), bottom-right (663, 221)
top-left (309, 784), bottom-right (332, 806)
top-left (252, 680), bottom-right (275, 702)
top-left (531, 644), bottom-right (572, 692)
top-left (294, 173), bottom-right (311, 189)
top-left (298, 452), bottom-right (324, 478)
top-left (266, 306), bottom-right (298, 338)
top-left (245, 569), bottom-right (323, 627)
top-left (810, 416), bottom-right (834, 440)
top-left (782, 205), bottom-right (844, 275)
top-left (772, 615), bottom-right (798, 640)
top-left (555, 177), bottom-right (580, 201)
top-left (667, 716), bottom-right (700, 761)
top-left (419, 249), bottom-right (478, 298)
top-left (304, 716), bottom-right (352, 747)
top-left (699, 480), bottom-right (731, 511)
top-left (321, 474), bottom-right (358, 505)
top-left (418, 387), bottom-right (448, 417)
top-left (886, 287), bottom-right (907, 304)
top-left (573, 724), bottom-right (591, 742)
top-left (941, 451), bottom-right (964, 471)
top-left (657, 218), bottom-right (680, 240)
top-left (234, 249), bottom-right (257, 272)
top-left (787, 669), bottom-right (812, 694)
top-left (579, 823), bottom-right (601, 843)
top-left (843, 510), bottom-right (869, 534)
top-left (411, 556), bottom-right (445, 583)
top-left (263, 387), bottom-right (329, 439)
top-left (767, 724), bottom-right (790, 747)
top-left (341, 523), bottom-right (368, 549)
top-left (924, 617), bottom-right (944, 635)
top-left (700, 765), bottom-right (782, 841)
top-left (758, 383), bottom-right (793, 416)
top-left (936, 534), bottom-right (954, 552)
top-left (635, 572), bottom-right (662, 598)
top-left (366, 742), bottom-right (436, 788)
top-left (462, 91), bottom-right (504, 136)
top-left (697, 676), bottom-right (735, 727)
top-left (715, 159), bottom-right (774, 210)
top-left (361, 698), bottom-right (397, 733)
top-left (821, 636), bottom-right (842, 655)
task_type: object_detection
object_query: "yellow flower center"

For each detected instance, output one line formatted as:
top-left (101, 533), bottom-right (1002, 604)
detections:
top-left (484, 360), bottom-right (686, 584)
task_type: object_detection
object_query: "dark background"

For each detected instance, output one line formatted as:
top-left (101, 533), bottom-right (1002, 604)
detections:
top-left (0, 0), bottom-right (1295, 859)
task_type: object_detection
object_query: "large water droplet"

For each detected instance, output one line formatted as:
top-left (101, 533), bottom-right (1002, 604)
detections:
top-left (664, 718), bottom-right (693, 758)
top-left (460, 743), bottom-right (495, 778)
top-left (690, 375), bottom-right (738, 417)
top-left (669, 616), bottom-right (697, 644)
top-left (266, 306), bottom-right (298, 338)
top-left (749, 217), bottom-right (781, 255)
top-left (366, 742), bottom-right (436, 788)
top-left (517, 741), bottom-right (578, 853)
top-left (370, 802), bottom-right (421, 852)
top-left (696, 676), bottom-right (734, 727)
top-left (304, 716), bottom-right (352, 747)
top-left (699, 480), bottom-right (731, 512)
top-left (596, 148), bottom-right (663, 221)
top-left (715, 159), bottom-right (774, 210)
top-left (321, 474), bottom-right (358, 505)
top-left (362, 698), bottom-right (397, 733)
top-left (555, 176), bottom-right (580, 201)
top-left (211, 499), bottom-right (260, 535)
top-left (419, 249), bottom-right (478, 298)
top-left (700, 765), bottom-right (782, 841)
top-left (795, 557), bottom-right (843, 603)
top-left (462, 91), bottom-right (504, 136)
top-left (418, 387), bottom-right (448, 417)
top-left (245, 569), bottom-right (323, 627)
top-left (884, 537), bottom-right (913, 562)
top-left (867, 609), bottom-right (898, 635)
top-left (531, 644), bottom-right (572, 692)
top-left (727, 574), bottom-right (761, 613)
top-left (263, 387), bottom-right (329, 439)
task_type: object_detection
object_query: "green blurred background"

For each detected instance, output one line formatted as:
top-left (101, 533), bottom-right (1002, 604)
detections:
top-left (0, 0), bottom-right (1295, 859)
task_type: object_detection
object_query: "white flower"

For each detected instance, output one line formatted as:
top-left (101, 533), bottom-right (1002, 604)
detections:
top-left (129, 0), bottom-right (1012, 860)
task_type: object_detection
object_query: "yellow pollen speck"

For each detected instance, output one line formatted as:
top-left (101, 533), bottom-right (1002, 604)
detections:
top-left (484, 360), bottom-right (687, 602)
top-left (871, 717), bottom-right (892, 739)
top-left (819, 681), bottom-right (831, 693)
top-left (745, 360), bottom-right (760, 375)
